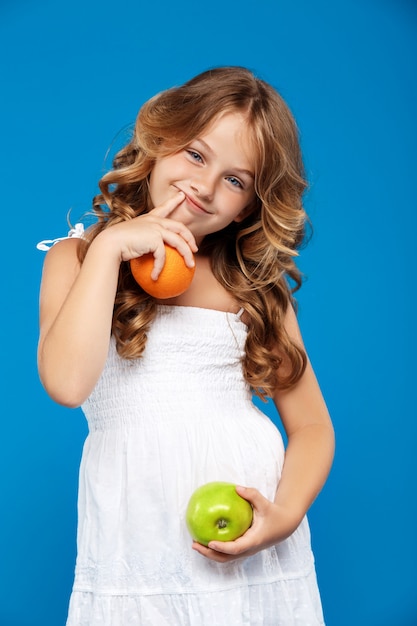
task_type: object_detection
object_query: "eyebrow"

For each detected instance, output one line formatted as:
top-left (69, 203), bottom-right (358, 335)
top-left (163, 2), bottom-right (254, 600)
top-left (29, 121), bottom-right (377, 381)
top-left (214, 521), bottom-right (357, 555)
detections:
top-left (194, 138), bottom-right (255, 179)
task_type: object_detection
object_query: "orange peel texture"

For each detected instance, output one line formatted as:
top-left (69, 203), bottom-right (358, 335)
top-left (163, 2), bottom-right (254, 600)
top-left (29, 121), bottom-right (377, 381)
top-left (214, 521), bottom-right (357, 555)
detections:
top-left (130, 245), bottom-right (195, 299)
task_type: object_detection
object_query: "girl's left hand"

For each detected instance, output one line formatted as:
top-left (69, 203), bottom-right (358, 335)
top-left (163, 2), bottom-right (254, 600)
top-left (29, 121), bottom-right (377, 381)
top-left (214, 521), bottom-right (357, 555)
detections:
top-left (191, 485), bottom-right (302, 563)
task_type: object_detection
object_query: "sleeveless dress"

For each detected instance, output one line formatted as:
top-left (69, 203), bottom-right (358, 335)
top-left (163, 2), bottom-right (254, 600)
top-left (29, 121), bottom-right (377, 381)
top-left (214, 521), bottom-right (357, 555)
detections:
top-left (64, 305), bottom-right (325, 625)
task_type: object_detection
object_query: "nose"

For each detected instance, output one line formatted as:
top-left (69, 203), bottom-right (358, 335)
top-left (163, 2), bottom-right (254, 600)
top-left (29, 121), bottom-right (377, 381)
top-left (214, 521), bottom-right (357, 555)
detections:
top-left (190, 169), bottom-right (216, 200)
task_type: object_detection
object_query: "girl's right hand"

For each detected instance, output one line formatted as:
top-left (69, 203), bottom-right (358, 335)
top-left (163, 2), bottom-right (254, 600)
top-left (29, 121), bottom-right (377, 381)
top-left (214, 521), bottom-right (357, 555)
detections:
top-left (98, 190), bottom-right (198, 280)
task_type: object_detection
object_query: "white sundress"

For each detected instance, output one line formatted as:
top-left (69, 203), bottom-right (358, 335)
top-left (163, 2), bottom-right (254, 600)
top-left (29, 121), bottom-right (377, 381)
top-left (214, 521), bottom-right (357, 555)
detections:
top-left (38, 228), bottom-right (325, 625)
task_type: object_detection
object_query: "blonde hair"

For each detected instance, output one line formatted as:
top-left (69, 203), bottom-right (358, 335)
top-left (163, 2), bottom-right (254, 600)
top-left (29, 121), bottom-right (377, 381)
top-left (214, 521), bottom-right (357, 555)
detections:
top-left (79, 66), bottom-right (308, 399)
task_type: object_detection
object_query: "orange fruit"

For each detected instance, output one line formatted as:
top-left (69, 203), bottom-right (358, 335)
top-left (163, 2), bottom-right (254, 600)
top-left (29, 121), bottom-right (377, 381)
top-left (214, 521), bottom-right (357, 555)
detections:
top-left (130, 245), bottom-right (195, 299)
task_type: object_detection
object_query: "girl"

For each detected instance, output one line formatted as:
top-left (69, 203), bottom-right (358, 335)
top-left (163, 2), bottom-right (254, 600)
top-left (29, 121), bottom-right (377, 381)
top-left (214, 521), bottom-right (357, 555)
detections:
top-left (38, 66), bottom-right (335, 625)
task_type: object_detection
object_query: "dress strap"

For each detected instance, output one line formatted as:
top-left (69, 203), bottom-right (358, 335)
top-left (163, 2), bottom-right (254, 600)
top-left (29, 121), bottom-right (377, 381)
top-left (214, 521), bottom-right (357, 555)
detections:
top-left (36, 223), bottom-right (85, 251)
top-left (236, 307), bottom-right (245, 319)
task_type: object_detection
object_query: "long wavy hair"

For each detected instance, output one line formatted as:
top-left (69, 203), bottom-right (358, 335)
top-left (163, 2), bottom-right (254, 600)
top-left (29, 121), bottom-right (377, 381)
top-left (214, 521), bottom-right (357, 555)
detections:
top-left (78, 66), bottom-right (309, 399)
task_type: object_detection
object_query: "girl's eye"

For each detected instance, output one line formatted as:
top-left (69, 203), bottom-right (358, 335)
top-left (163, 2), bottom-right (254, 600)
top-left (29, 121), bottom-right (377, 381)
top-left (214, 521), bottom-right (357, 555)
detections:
top-left (226, 176), bottom-right (243, 189)
top-left (187, 150), bottom-right (203, 163)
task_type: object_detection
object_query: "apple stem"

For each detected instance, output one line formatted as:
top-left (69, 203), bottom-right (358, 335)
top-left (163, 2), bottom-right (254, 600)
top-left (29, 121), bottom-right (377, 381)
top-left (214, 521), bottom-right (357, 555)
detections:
top-left (217, 519), bottom-right (228, 529)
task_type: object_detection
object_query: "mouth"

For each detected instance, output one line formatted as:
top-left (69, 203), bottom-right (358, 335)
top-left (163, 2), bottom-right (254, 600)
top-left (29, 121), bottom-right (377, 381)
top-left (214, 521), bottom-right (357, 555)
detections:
top-left (179, 190), bottom-right (211, 214)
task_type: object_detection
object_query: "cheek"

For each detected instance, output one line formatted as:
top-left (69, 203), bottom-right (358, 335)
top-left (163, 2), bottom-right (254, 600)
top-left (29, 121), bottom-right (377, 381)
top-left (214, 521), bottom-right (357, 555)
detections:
top-left (150, 157), bottom-right (182, 187)
top-left (228, 194), bottom-right (253, 217)
top-left (148, 162), bottom-right (166, 201)
top-left (148, 183), bottom-right (165, 211)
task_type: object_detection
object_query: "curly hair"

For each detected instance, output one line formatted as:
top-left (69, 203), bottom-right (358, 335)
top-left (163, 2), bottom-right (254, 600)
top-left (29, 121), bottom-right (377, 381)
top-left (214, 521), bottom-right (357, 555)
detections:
top-left (78, 66), bottom-right (309, 399)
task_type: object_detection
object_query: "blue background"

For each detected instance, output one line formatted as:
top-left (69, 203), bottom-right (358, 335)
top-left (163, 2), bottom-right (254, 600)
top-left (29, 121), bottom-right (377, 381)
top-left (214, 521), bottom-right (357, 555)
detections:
top-left (1, 0), bottom-right (416, 624)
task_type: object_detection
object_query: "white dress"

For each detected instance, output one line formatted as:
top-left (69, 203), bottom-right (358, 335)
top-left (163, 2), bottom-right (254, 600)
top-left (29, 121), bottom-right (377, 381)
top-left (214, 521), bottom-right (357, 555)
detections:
top-left (66, 305), bottom-right (325, 625)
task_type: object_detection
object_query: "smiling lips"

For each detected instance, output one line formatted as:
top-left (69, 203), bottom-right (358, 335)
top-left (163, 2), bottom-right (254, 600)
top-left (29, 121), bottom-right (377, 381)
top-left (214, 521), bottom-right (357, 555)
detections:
top-left (182, 192), bottom-right (211, 214)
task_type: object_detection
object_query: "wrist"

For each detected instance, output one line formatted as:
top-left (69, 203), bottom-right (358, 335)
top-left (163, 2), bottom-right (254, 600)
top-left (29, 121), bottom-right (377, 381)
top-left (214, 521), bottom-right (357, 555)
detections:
top-left (88, 228), bottom-right (125, 266)
top-left (273, 494), bottom-right (307, 530)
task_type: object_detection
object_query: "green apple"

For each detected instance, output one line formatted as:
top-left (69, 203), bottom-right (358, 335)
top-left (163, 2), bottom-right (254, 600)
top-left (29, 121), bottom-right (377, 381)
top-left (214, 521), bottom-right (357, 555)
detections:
top-left (185, 481), bottom-right (253, 546)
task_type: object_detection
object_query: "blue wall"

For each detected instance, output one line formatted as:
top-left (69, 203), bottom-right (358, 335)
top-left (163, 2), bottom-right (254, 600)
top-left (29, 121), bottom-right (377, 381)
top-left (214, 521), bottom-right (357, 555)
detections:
top-left (1, 0), bottom-right (416, 624)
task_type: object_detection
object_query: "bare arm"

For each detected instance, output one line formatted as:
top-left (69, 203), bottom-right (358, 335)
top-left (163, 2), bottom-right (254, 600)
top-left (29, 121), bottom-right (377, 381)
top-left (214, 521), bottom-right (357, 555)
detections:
top-left (271, 304), bottom-right (335, 524)
top-left (38, 191), bottom-right (197, 407)
top-left (193, 305), bottom-right (335, 562)
top-left (37, 234), bottom-right (121, 407)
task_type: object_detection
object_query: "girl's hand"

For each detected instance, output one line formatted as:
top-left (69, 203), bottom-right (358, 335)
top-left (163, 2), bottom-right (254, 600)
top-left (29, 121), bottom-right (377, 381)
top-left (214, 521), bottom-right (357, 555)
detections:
top-left (191, 485), bottom-right (301, 563)
top-left (98, 191), bottom-right (198, 279)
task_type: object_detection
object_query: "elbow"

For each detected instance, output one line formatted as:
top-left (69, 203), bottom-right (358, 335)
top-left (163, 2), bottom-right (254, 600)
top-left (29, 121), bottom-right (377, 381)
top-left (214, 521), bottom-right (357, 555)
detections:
top-left (37, 344), bottom-right (95, 408)
top-left (40, 378), bottom-right (88, 408)
top-left (320, 421), bottom-right (336, 470)
top-left (51, 391), bottom-right (85, 409)
top-left (38, 364), bottom-right (91, 409)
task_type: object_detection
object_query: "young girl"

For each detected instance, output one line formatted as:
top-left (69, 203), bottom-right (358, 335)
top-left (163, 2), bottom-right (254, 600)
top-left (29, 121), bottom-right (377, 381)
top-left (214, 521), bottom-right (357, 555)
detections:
top-left (38, 66), bottom-right (334, 625)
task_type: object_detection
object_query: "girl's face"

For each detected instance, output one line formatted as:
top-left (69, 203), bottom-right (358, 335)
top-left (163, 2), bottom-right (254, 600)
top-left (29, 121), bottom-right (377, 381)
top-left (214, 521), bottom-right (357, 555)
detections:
top-left (148, 112), bottom-right (257, 244)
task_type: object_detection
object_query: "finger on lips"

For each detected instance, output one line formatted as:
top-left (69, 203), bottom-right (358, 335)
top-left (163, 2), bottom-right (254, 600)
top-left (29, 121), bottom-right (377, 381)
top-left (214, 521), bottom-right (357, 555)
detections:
top-left (151, 191), bottom-right (185, 217)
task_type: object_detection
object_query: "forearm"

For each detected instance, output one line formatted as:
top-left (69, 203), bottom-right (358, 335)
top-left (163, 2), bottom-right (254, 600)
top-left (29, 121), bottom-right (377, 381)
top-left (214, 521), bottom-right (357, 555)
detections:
top-left (38, 234), bottom-right (121, 406)
top-left (274, 422), bottom-right (335, 525)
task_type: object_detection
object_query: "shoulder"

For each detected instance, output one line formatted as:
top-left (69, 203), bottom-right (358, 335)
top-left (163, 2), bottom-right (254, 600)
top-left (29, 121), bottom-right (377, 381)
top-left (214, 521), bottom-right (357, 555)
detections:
top-left (42, 236), bottom-right (81, 269)
top-left (39, 238), bottom-right (84, 343)
top-left (40, 238), bottom-right (82, 296)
